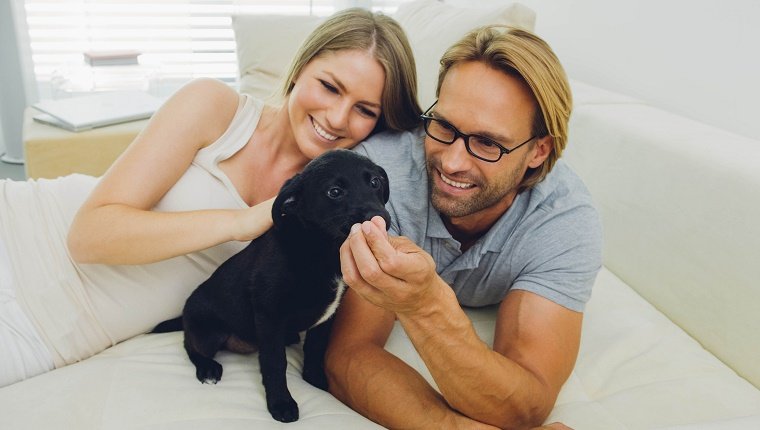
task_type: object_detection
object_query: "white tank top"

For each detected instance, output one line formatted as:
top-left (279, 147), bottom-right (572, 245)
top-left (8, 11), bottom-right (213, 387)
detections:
top-left (0, 94), bottom-right (264, 367)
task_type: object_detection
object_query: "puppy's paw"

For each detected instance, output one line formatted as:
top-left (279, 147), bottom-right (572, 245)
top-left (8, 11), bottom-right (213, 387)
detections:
top-left (268, 398), bottom-right (299, 423)
top-left (303, 366), bottom-right (328, 391)
top-left (195, 360), bottom-right (223, 384)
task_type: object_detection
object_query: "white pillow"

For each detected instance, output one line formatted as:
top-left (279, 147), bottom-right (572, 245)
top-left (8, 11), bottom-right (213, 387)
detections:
top-left (232, 14), bottom-right (323, 99)
top-left (231, 0), bottom-right (536, 107)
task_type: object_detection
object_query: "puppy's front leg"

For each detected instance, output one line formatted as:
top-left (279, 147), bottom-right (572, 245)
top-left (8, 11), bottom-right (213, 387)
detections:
top-left (255, 313), bottom-right (298, 423)
top-left (302, 317), bottom-right (334, 391)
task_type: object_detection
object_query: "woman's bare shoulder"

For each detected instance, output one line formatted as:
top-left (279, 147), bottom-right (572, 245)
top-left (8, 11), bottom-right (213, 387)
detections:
top-left (163, 78), bottom-right (243, 144)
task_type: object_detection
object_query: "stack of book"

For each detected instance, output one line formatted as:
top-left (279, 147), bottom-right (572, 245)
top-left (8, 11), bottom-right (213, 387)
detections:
top-left (83, 50), bottom-right (141, 67)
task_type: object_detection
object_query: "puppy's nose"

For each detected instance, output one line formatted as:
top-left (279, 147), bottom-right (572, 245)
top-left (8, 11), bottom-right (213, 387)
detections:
top-left (364, 210), bottom-right (391, 230)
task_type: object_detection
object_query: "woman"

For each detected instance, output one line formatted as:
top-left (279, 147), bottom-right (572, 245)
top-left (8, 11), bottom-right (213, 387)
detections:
top-left (0, 8), bottom-right (421, 387)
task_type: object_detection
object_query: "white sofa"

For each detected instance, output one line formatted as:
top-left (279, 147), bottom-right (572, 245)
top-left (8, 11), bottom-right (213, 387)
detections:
top-left (4, 1), bottom-right (760, 428)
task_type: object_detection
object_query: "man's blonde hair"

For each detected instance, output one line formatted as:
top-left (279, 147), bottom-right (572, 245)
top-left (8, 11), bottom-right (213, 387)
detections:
top-left (437, 26), bottom-right (572, 191)
top-left (283, 8), bottom-right (421, 133)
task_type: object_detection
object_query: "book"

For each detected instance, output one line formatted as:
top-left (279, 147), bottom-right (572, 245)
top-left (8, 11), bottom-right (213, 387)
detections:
top-left (83, 50), bottom-right (141, 67)
top-left (32, 91), bottom-right (165, 132)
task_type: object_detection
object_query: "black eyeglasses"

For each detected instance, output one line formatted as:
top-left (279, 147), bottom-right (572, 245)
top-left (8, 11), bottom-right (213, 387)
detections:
top-left (420, 101), bottom-right (535, 163)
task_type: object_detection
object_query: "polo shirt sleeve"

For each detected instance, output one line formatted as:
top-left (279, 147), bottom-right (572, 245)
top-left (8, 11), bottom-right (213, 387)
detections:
top-left (509, 201), bottom-right (603, 312)
top-left (351, 131), bottom-right (422, 238)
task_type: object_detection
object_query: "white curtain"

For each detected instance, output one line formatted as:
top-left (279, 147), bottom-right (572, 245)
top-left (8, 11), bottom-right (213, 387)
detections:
top-left (21, 0), bottom-right (412, 99)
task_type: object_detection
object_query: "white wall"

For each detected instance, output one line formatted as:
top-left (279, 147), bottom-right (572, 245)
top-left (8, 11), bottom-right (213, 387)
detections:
top-left (453, 0), bottom-right (760, 141)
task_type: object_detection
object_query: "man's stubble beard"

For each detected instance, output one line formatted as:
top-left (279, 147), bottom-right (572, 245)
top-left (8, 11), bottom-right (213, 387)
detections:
top-left (426, 156), bottom-right (525, 219)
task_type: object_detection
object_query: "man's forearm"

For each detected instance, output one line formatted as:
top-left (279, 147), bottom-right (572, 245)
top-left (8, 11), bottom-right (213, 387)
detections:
top-left (336, 222), bottom-right (573, 428)
top-left (397, 281), bottom-right (553, 428)
top-left (326, 342), bottom-right (498, 430)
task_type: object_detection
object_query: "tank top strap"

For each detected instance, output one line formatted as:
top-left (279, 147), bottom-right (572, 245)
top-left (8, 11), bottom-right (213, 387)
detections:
top-left (189, 94), bottom-right (265, 208)
top-left (193, 93), bottom-right (264, 170)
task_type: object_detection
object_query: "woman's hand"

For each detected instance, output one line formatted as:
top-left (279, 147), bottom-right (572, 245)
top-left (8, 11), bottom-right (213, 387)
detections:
top-left (233, 197), bottom-right (275, 242)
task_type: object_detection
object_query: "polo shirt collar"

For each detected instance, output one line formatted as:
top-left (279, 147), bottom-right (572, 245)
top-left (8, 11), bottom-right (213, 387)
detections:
top-left (479, 191), bottom-right (529, 253)
top-left (425, 189), bottom-right (530, 255)
top-left (425, 201), bottom-right (452, 239)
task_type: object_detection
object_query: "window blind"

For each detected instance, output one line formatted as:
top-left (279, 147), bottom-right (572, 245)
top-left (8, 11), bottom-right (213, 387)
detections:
top-left (22, 0), bottom-right (412, 97)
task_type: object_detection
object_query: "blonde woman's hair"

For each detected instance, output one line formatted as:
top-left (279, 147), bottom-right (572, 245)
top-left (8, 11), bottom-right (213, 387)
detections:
top-left (437, 25), bottom-right (572, 192)
top-left (282, 8), bottom-right (421, 133)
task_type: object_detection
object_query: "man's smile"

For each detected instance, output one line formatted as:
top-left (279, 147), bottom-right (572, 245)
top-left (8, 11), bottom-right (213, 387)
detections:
top-left (439, 172), bottom-right (476, 190)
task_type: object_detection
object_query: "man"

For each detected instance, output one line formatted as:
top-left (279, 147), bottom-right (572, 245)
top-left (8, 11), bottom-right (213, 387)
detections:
top-left (326, 26), bottom-right (602, 429)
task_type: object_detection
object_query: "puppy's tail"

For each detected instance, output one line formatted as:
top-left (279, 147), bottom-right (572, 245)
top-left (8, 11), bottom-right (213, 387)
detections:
top-left (151, 316), bottom-right (183, 333)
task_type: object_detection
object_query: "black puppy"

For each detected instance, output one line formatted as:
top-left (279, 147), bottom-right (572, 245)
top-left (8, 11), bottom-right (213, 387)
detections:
top-left (153, 149), bottom-right (390, 423)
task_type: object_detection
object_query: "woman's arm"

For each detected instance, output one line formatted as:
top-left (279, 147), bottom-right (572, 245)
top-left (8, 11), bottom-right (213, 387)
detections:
top-left (67, 78), bottom-right (273, 265)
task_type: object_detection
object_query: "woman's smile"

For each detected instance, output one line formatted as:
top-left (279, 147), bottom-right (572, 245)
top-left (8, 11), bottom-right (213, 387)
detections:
top-left (311, 116), bottom-right (340, 142)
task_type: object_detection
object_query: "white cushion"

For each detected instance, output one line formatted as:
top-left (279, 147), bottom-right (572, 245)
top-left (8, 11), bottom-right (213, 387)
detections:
top-left (3, 267), bottom-right (759, 429)
top-left (550, 268), bottom-right (760, 428)
top-left (231, 0), bottom-right (536, 107)
top-left (393, 0), bottom-right (535, 107)
top-left (232, 14), bottom-right (323, 100)
top-left (0, 330), bottom-right (383, 429)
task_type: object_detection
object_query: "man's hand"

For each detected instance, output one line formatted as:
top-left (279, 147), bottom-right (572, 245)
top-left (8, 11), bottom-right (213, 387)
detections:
top-left (339, 216), bottom-right (441, 316)
top-left (337, 219), bottom-right (580, 429)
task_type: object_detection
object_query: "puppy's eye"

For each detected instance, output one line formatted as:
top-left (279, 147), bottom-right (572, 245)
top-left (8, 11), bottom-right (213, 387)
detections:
top-left (369, 177), bottom-right (382, 189)
top-left (327, 187), bottom-right (344, 199)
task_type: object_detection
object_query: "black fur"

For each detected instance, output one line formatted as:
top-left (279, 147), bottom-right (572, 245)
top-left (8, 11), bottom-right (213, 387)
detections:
top-left (153, 149), bottom-right (390, 423)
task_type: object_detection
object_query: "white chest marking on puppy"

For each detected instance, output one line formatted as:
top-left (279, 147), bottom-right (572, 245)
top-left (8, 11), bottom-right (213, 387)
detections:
top-left (312, 277), bottom-right (346, 328)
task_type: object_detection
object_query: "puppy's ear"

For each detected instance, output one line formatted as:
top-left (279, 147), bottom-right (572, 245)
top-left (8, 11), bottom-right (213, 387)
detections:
top-left (272, 173), bottom-right (303, 227)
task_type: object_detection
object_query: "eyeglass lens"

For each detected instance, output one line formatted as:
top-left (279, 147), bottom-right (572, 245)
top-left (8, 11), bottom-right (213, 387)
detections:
top-left (425, 118), bottom-right (504, 161)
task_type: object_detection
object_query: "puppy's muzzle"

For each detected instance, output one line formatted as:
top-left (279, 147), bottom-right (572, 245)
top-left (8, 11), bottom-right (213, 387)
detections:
top-left (339, 208), bottom-right (390, 236)
top-left (362, 210), bottom-right (391, 230)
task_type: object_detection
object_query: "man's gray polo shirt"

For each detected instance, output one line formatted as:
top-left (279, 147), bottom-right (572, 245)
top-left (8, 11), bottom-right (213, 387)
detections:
top-left (353, 128), bottom-right (603, 312)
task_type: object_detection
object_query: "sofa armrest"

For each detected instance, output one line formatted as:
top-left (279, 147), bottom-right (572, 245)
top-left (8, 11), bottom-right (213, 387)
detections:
top-left (563, 84), bottom-right (760, 388)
